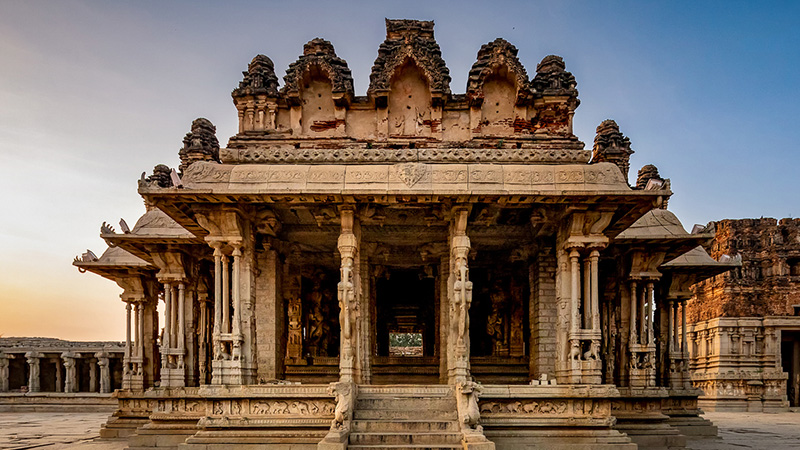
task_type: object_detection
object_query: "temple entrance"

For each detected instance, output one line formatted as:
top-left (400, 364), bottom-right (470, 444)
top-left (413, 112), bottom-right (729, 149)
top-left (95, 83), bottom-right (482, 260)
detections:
top-left (781, 330), bottom-right (800, 407)
top-left (372, 267), bottom-right (439, 384)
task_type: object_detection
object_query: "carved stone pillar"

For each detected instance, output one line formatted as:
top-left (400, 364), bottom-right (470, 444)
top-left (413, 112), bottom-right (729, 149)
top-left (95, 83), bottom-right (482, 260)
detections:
top-left (199, 210), bottom-right (257, 386)
top-left (0, 353), bottom-right (10, 392)
top-left (124, 300), bottom-right (132, 389)
top-left (26, 352), bottom-right (41, 392)
top-left (61, 352), bottom-right (77, 393)
top-left (628, 277), bottom-right (657, 387)
top-left (337, 207), bottom-right (361, 383)
top-left (160, 279), bottom-right (186, 388)
top-left (96, 352), bottom-right (111, 393)
top-left (448, 208), bottom-right (472, 384)
top-left (556, 212), bottom-right (610, 385)
top-left (89, 359), bottom-right (98, 392)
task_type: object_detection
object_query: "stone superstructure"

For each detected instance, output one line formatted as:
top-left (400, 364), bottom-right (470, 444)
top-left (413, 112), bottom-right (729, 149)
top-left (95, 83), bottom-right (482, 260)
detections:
top-left (73, 19), bottom-right (735, 449)
top-left (687, 218), bottom-right (800, 412)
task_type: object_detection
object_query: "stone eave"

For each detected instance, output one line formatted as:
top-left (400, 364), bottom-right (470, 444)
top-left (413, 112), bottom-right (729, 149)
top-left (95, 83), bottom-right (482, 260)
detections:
top-left (99, 234), bottom-right (204, 265)
top-left (73, 259), bottom-right (155, 281)
top-left (140, 187), bottom-right (667, 241)
top-left (611, 234), bottom-right (714, 264)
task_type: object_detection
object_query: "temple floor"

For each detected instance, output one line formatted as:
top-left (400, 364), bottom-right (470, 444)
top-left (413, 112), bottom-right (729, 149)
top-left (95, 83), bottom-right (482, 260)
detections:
top-left (2, 410), bottom-right (799, 449)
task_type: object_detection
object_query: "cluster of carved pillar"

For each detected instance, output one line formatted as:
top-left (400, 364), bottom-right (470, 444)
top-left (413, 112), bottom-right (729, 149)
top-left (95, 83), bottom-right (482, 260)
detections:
top-left (123, 300), bottom-right (146, 390)
top-left (666, 298), bottom-right (690, 389)
top-left (559, 245), bottom-right (604, 385)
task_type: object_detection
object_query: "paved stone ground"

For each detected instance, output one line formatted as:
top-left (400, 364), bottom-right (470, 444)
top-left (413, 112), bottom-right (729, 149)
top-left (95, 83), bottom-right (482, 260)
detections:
top-left (1, 410), bottom-right (799, 449)
top-left (685, 410), bottom-right (800, 450)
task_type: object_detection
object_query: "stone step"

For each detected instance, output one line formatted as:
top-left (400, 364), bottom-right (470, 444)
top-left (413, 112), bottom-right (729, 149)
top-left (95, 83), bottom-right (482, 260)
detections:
top-left (352, 420), bottom-right (459, 433)
top-left (347, 446), bottom-right (462, 450)
top-left (355, 397), bottom-right (455, 411)
top-left (350, 431), bottom-right (462, 446)
top-left (353, 408), bottom-right (458, 420)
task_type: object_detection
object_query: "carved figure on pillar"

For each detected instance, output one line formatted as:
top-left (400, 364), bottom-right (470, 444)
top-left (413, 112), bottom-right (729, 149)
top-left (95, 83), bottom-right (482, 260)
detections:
top-left (337, 208), bottom-right (359, 382)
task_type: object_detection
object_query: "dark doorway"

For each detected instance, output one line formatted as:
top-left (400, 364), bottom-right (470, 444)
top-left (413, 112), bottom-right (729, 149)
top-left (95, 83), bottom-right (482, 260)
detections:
top-left (781, 330), bottom-right (800, 407)
top-left (372, 267), bottom-right (438, 384)
top-left (8, 356), bottom-right (28, 391)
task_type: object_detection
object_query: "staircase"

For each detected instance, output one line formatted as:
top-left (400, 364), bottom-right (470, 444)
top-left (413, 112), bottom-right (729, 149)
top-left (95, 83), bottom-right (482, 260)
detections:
top-left (348, 385), bottom-right (464, 449)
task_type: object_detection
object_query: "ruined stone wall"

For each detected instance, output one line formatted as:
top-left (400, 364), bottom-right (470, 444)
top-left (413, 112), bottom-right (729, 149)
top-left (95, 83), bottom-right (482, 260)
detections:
top-left (687, 218), bottom-right (800, 323)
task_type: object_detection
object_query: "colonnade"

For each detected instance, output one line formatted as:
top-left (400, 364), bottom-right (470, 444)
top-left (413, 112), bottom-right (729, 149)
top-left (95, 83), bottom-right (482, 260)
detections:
top-left (0, 350), bottom-right (119, 393)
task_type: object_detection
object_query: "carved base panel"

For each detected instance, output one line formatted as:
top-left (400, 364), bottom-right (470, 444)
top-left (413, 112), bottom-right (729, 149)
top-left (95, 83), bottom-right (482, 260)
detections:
top-left (106, 385), bottom-right (336, 449)
top-left (159, 368), bottom-right (185, 388)
top-left (556, 360), bottom-right (602, 385)
top-left (693, 374), bottom-right (789, 412)
top-left (211, 360), bottom-right (257, 386)
top-left (612, 389), bottom-right (686, 450)
top-left (479, 384), bottom-right (634, 449)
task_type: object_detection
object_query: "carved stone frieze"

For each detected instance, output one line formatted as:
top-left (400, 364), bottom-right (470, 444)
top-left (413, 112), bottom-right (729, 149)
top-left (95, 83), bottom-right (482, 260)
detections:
top-left (220, 146), bottom-right (591, 165)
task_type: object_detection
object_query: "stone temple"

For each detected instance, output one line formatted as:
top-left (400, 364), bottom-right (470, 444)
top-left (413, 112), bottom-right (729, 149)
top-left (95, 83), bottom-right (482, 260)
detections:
top-left (63, 19), bottom-right (741, 449)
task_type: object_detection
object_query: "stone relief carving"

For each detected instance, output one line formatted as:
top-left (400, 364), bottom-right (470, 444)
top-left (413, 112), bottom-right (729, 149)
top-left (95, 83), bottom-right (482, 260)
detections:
top-left (480, 399), bottom-right (569, 415)
top-left (220, 147), bottom-right (591, 165)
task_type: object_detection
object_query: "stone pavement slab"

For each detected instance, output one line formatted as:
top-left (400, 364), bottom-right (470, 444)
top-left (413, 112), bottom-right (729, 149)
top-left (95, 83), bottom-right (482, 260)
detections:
top-left (1, 410), bottom-right (799, 449)
top-left (686, 411), bottom-right (800, 450)
top-left (0, 412), bottom-right (125, 450)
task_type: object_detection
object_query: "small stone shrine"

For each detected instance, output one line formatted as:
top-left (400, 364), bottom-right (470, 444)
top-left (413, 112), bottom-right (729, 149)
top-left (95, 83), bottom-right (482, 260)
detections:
top-left (72, 19), bottom-right (737, 449)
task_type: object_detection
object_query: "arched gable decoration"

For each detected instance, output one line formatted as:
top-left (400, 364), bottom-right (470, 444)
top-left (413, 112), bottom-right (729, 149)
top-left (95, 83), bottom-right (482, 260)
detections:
top-left (282, 38), bottom-right (355, 107)
top-left (368, 19), bottom-right (451, 105)
top-left (467, 38), bottom-right (531, 107)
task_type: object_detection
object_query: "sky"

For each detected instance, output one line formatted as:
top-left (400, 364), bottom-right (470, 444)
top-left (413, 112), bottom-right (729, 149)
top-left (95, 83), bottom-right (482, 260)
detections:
top-left (0, 1), bottom-right (798, 341)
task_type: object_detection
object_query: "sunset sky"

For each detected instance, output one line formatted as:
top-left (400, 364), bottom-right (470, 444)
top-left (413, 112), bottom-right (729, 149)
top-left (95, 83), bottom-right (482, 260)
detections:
top-left (1, 1), bottom-right (798, 341)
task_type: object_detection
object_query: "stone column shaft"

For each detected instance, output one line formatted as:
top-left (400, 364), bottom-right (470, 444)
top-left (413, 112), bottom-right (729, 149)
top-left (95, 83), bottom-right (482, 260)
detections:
top-left (163, 284), bottom-right (173, 351)
top-left (0, 354), bottom-right (10, 392)
top-left (232, 247), bottom-right (242, 360)
top-left (124, 302), bottom-right (132, 378)
top-left (681, 300), bottom-right (687, 354)
top-left (590, 250), bottom-right (600, 332)
top-left (569, 250), bottom-right (580, 334)
top-left (213, 246), bottom-right (223, 359)
top-left (630, 281), bottom-right (638, 345)
top-left (646, 282), bottom-right (654, 346)
top-left (583, 258), bottom-right (591, 329)
top-left (222, 255), bottom-right (230, 334)
top-left (178, 283), bottom-right (186, 352)
top-left (26, 352), bottom-right (41, 393)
